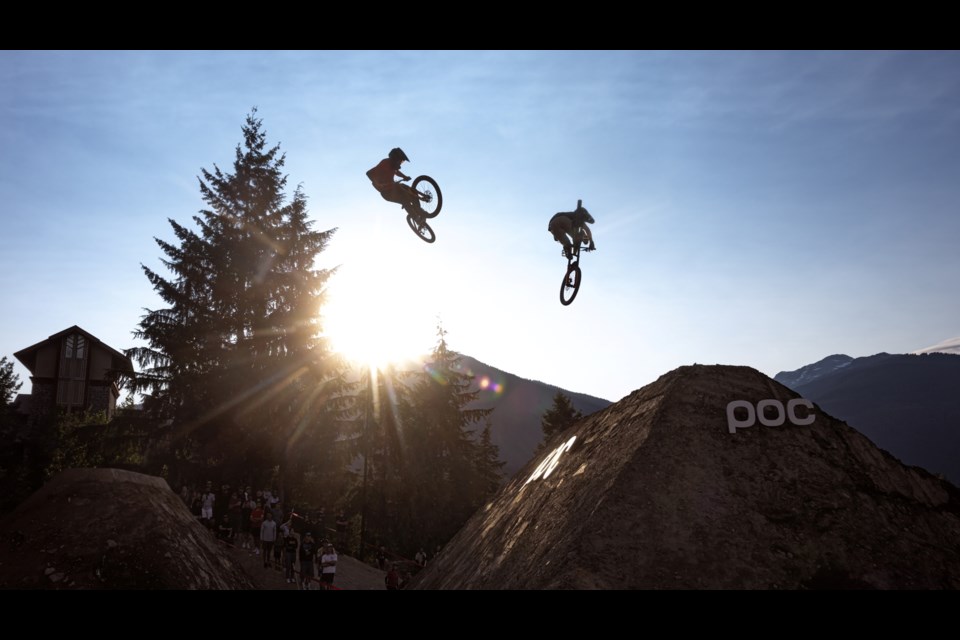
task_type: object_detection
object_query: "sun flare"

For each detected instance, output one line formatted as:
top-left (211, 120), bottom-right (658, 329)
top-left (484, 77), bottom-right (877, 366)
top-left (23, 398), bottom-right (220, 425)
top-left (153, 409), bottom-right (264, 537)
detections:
top-left (323, 233), bottom-right (435, 370)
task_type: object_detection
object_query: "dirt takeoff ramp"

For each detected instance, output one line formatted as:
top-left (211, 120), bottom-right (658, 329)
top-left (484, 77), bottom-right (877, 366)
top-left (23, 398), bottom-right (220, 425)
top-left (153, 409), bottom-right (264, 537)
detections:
top-left (0, 468), bottom-right (254, 589)
top-left (412, 365), bottom-right (960, 589)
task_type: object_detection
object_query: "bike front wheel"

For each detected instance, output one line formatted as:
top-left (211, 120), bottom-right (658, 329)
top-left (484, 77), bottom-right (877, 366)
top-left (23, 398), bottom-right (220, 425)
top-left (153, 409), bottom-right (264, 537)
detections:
top-left (411, 175), bottom-right (442, 218)
top-left (560, 262), bottom-right (582, 306)
top-left (407, 214), bottom-right (436, 243)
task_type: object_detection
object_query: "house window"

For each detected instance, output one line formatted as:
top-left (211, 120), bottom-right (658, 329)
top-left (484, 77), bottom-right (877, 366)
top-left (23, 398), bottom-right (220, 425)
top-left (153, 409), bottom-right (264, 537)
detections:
top-left (57, 334), bottom-right (88, 407)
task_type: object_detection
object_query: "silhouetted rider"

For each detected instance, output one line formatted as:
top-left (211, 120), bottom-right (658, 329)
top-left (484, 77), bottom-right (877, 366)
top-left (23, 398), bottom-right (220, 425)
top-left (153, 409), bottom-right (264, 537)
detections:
top-left (367, 147), bottom-right (427, 217)
top-left (549, 202), bottom-right (595, 259)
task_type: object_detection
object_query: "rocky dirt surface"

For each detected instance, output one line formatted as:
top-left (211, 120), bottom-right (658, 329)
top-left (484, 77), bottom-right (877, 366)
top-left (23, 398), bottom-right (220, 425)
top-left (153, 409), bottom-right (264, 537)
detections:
top-left (0, 467), bottom-right (388, 590)
top-left (412, 364), bottom-right (960, 589)
top-left (0, 468), bottom-right (254, 589)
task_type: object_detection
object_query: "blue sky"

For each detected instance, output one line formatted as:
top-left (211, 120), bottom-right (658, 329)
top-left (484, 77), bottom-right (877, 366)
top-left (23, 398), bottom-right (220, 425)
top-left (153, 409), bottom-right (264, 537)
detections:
top-left (2, 51), bottom-right (958, 403)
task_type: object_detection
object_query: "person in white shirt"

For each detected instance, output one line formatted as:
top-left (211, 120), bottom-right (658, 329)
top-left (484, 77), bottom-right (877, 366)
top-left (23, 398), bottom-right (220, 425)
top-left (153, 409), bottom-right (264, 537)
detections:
top-left (320, 541), bottom-right (338, 590)
top-left (201, 482), bottom-right (216, 524)
top-left (259, 512), bottom-right (278, 568)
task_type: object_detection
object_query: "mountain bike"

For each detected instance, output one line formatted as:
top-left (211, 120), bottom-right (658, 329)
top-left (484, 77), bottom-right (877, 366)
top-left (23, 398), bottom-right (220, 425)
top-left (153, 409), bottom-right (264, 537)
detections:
top-left (559, 200), bottom-right (594, 306)
top-left (400, 176), bottom-right (442, 243)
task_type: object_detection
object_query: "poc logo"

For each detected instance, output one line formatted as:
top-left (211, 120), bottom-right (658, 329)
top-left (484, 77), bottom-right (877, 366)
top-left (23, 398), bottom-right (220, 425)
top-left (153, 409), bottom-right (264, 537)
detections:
top-left (726, 399), bottom-right (815, 434)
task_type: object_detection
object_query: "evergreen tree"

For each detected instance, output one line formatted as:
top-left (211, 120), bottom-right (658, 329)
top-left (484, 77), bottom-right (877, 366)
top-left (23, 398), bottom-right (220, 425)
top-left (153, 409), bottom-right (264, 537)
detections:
top-left (399, 325), bottom-right (497, 551)
top-left (0, 356), bottom-right (22, 406)
top-left (539, 391), bottom-right (583, 450)
top-left (127, 110), bottom-right (346, 483)
top-left (474, 418), bottom-right (505, 496)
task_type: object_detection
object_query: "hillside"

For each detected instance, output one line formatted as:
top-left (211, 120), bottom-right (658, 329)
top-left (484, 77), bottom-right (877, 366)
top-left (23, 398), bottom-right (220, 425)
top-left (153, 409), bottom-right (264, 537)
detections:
top-left (412, 364), bottom-right (960, 589)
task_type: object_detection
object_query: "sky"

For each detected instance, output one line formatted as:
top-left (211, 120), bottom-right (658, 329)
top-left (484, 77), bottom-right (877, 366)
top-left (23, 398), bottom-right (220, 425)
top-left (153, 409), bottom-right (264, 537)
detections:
top-left (2, 50), bottom-right (959, 403)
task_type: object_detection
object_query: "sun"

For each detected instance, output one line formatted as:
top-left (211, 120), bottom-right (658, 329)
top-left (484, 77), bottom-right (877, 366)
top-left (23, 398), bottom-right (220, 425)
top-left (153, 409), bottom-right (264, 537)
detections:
top-left (322, 233), bottom-right (435, 371)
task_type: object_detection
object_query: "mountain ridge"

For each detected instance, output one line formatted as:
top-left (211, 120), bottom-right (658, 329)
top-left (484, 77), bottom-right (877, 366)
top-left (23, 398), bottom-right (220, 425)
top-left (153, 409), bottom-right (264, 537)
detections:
top-left (775, 351), bottom-right (960, 483)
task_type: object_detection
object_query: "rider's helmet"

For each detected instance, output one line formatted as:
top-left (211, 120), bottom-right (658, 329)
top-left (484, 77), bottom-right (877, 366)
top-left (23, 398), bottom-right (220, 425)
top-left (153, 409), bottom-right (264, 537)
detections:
top-left (577, 206), bottom-right (595, 225)
top-left (389, 147), bottom-right (409, 164)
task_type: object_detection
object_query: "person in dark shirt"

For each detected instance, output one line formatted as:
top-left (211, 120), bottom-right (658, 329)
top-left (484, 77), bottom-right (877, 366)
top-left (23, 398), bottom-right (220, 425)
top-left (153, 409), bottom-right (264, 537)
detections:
top-left (385, 563), bottom-right (400, 590)
top-left (299, 532), bottom-right (318, 590)
top-left (283, 526), bottom-right (299, 584)
top-left (217, 514), bottom-right (233, 542)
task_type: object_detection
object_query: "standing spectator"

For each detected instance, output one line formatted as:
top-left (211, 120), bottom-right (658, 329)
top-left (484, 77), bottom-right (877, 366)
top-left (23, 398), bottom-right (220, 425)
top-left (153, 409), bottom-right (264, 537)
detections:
top-left (228, 492), bottom-right (242, 544)
top-left (240, 494), bottom-right (254, 550)
top-left (298, 532), bottom-right (318, 591)
top-left (268, 488), bottom-right (280, 515)
top-left (190, 494), bottom-right (202, 519)
top-left (292, 508), bottom-right (308, 536)
top-left (385, 563), bottom-right (400, 590)
top-left (249, 502), bottom-right (265, 555)
top-left (272, 508), bottom-right (284, 570)
top-left (282, 524), bottom-right (299, 584)
top-left (320, 541), bottom-right (338, 590)
top-left (376, 546), bottom-right (387, 571)
top-left (201, 482), bottom-right (216, 526)
top-left (260, 512), bottom-right (278, 568)
top-left (179, 485), bottom-right (191, 506)
top-left (415, 547), bottom-right (427, 567)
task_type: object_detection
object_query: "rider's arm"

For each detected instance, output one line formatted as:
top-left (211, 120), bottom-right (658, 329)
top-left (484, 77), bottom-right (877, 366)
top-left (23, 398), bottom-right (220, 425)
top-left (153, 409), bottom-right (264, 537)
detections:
top-left (580, 224), bottom-right (595, 248)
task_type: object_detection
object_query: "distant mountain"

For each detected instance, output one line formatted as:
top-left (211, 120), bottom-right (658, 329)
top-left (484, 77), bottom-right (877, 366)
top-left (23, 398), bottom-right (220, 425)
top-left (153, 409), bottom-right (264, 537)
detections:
top-left (775, 352), bottom-right (960, 483)
top-left (454, 355), bottom-right (612, 479)
top-left (775, 354), bottom-right (854, 389)
top-left (354, 355), bottom-right (612, 481)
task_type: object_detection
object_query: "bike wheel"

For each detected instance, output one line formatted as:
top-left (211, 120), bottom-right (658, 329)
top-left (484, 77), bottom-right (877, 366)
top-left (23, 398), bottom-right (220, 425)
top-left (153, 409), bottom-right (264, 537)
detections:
top-left (407, 214), bottom-right (436, 243)
top-left (411, 176), bottom-right (442, 218)
top-left (559, 263), bottom-right (582, 306)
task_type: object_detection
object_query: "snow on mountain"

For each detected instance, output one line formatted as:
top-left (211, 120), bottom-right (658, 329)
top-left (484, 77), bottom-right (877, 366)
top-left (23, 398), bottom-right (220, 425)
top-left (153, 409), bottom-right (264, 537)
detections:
top-left (774, 354), bottom-right (854, 389)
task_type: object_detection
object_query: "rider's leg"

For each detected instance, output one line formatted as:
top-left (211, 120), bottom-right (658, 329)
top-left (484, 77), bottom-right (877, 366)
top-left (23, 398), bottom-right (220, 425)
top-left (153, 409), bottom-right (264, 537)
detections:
top-left (549, 220), bottom-right (574, 258)
top-left (395, 184), bottom-right (425, 217)
top-left (379, 187), bottom-right (404, 206)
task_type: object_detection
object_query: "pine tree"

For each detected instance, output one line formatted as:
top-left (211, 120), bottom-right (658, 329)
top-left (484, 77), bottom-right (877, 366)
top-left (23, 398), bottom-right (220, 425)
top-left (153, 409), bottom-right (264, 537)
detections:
top-left (0, 356), bottom-right (22, 405)
top-left (128, 110), bottom-right (345, 482)
top-left (474, 418), bottom-right (505, 495)
top-left (401, 324), bottom-right (495, 550)
top-left (539, 391), bottom-right (583, 450)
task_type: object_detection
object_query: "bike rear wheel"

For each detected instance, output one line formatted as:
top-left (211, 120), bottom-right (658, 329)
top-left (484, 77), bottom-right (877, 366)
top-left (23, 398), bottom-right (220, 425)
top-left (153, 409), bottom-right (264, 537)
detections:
top-left (411, 175), bottom-right (442, 218)
top-left (560, 262), bottom-right (582, 305)
top-left (407, 214), bottom-right (436, 243)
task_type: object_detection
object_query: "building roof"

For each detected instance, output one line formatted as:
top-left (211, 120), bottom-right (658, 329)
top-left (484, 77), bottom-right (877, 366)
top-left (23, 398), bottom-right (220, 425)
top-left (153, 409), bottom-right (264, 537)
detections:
top-left (14, 325), bottom-right (134, 378)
